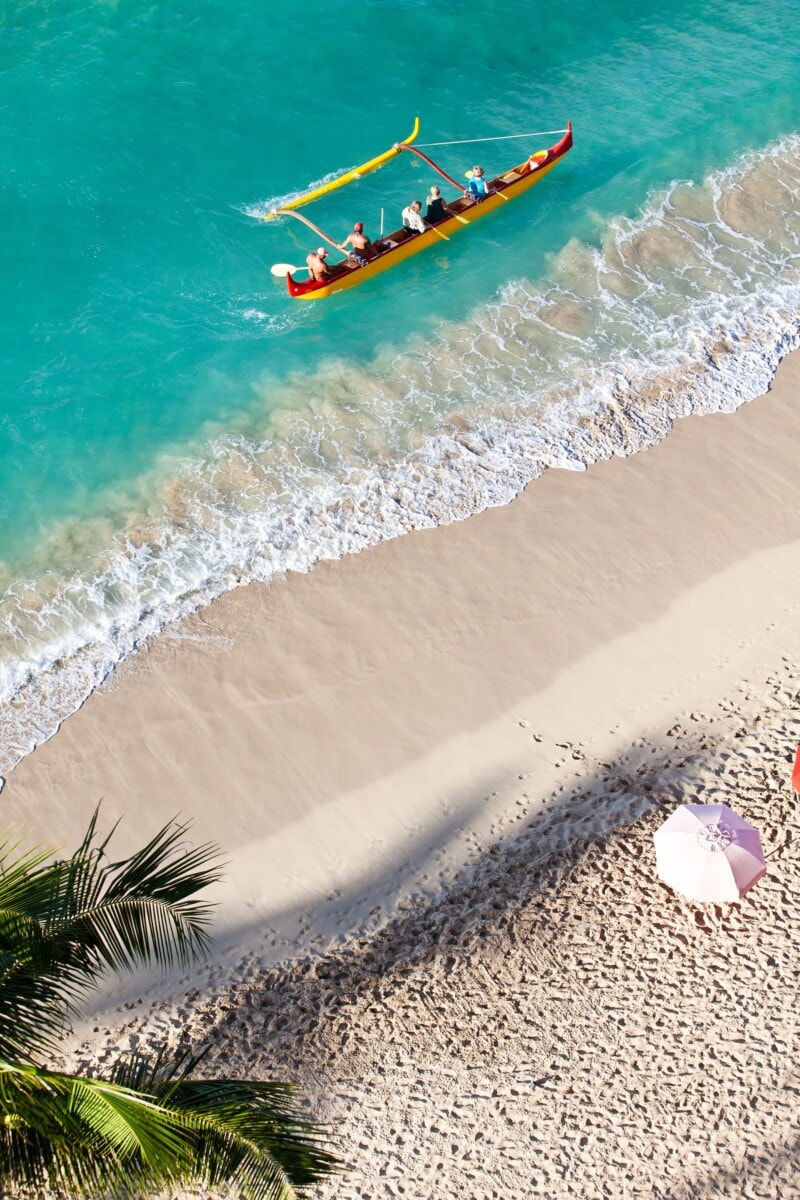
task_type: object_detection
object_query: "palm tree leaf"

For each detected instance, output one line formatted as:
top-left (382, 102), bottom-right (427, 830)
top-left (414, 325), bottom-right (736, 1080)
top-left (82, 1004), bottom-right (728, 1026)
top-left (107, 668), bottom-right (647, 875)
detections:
top-left (0, 1060), bottom-right (186, 1195)
top-left (0, 814), bottom-right (340, 1198)
top-left (169, 1078), bottom-right (341, 1192)
top-left (0, 834), bottom-right (60, 911)
top-left (0, 841), bottom-right (102, 1060)
top-left (0, 1058), bottom-right (339, 1200)
top-left (0, 969), bottom-right (77, 1061)
top-left (0, 813), bottom-right (223, 1061)
top-left (110, 1049), bottom-right (341, 1193)
top-left (64, 816), bottom-right (223, 974)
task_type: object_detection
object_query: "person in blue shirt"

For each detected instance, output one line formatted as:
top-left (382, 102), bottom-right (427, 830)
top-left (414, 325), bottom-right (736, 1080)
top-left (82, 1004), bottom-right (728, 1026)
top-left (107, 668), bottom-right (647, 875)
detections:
top-left (466, 165), bottom-right (492, 201)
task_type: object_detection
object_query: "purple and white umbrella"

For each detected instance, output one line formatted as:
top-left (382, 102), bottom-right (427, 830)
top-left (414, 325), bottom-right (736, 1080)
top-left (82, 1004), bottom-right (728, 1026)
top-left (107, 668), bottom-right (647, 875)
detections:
top-left (654, 803), bottom-right (766, 903)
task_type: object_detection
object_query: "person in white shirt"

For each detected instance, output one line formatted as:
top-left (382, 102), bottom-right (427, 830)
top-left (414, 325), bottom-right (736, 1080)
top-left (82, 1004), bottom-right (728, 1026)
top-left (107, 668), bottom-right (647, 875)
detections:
top-left (401, 200), bottom-right (429, 233)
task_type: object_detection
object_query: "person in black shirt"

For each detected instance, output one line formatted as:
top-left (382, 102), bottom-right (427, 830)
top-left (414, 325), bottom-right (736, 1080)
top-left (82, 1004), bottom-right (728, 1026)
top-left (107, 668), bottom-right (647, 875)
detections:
top-left (425, 185), bottom-right (450, 224)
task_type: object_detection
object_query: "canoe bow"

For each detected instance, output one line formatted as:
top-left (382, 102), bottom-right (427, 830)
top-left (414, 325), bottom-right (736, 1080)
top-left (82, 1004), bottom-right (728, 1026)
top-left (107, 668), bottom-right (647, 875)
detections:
top-left (264, 118), bottom-right (420, 221)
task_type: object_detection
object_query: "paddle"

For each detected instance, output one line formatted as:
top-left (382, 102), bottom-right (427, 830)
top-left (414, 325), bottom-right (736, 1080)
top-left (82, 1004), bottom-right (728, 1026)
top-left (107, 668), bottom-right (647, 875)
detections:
top-left (270, 262), bottom-right (309, 277)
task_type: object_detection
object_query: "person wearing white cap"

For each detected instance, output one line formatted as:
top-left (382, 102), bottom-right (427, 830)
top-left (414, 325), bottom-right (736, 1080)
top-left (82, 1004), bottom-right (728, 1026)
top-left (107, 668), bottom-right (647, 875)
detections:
top-left (306, 246), bottom-right (331, 281)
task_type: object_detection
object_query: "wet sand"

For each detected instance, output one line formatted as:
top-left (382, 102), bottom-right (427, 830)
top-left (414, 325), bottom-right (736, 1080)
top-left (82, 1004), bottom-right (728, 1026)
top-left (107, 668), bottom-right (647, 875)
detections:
top-left (3, 352), bottom-right (800, 1196)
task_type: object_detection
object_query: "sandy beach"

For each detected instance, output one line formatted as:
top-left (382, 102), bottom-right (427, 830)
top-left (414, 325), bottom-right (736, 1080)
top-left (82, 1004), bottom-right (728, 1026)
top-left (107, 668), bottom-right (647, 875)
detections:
top-left (3, 351), bottom-right (800, 1196)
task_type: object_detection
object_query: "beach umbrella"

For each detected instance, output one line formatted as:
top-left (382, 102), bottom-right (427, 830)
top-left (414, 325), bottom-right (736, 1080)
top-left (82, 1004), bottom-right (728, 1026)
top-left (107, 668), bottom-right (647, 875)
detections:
top-left (654, 803), bottom-right (765, 903)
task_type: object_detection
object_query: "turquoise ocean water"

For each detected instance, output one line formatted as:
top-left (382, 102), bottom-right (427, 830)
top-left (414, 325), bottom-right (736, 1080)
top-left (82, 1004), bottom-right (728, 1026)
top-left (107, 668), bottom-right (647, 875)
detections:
top-left (2, 0), bottom-right (800, 775)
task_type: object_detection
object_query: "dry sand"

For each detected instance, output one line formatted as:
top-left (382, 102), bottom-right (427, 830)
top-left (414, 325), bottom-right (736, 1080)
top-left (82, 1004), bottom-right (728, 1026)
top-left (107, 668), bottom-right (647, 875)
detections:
top-left (3, 352), bottom-right (800, 1197)
top-left (134, 672), bottom-right (799, 1200)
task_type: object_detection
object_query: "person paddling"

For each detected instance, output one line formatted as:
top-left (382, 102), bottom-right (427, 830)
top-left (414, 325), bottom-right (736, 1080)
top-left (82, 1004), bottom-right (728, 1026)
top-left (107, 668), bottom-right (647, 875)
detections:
top-left (465, 165), bottom-right (492, 200)
top-left (425, 186), bottom-right (450, 224)
top-left (338, 222), bottom-right (374, 266)
top-left (306, 247), bottom-right (331, 281)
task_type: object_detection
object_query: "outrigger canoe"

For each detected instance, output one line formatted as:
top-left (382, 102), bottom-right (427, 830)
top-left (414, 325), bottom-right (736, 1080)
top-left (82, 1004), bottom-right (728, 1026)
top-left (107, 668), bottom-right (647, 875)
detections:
top-left (266, 119), bottom-right (573, 301)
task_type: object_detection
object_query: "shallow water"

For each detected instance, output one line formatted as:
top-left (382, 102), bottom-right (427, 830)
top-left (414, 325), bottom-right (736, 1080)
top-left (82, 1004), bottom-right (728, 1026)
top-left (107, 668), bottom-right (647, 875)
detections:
top-left (1, 0), bottom-right (799, 776)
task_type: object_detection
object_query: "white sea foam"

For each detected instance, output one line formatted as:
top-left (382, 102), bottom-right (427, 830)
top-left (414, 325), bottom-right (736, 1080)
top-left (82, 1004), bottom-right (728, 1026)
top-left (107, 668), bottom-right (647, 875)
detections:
top-left (237, 307), bottom-right (298, 334)
top-left (1, 134), bottom-right (799, 785)
top-left (241, 165), bottom-right (357, 221)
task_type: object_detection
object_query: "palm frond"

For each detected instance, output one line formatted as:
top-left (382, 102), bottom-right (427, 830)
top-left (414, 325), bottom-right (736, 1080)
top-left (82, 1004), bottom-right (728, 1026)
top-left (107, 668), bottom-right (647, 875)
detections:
top-left (0, 833), bottom-right (60, 913)
top-left (110, 1047), bottom-right (341, 1194)
top-left (0, 812), bottom-right (223, 1062)
top-left (0, 840), bottom-right (98, 1060)
top-left (0, 1057), bottom-right (340, 1200)
top-left (166, 1076), bottom-right (342, 1194)
top-left (0, 1059), bottom-right (193, 1196)
top-left (0, 965), bottom-right (78, 1062)
top-left (64, 815), bottom-right (223, 974)
top-left (0, 816), bottom-right (341, 1198)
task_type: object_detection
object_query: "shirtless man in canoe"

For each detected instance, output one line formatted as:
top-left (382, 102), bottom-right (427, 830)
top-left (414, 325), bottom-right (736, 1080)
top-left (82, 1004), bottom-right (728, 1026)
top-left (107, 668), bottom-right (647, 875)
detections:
top-left (338, 222), bottom-right (376, 266)
top-left (305, 247), bottom-right (331, 281)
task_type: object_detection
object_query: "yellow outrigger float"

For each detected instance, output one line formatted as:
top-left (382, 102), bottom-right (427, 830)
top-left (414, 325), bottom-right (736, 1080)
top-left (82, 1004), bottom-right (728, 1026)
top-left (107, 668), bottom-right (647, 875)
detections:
top-left (266, 118), bottom-right (422, 220)
top-left (266, 119), bottom-right (573, 300)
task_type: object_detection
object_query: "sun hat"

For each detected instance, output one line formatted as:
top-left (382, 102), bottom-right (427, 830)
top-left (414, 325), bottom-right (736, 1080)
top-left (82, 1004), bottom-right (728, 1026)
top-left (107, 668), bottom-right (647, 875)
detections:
top-left (317, 246), bottom-right (328, 256)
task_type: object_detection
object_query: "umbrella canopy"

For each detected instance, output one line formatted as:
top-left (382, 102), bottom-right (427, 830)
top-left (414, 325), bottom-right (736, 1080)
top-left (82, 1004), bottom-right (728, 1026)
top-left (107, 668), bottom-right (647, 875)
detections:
top-left (654, 803), bottom-right (766, 903)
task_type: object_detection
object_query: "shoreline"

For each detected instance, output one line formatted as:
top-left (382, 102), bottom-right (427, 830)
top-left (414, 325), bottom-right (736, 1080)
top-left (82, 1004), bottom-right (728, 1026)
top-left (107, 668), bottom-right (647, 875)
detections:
top-left (2, 349), bottom-right (800, 980)
top-left (3, 348), bottom-right (800, 1196)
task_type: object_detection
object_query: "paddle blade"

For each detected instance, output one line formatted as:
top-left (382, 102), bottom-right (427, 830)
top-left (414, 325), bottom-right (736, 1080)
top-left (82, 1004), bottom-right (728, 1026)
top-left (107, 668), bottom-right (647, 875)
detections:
top-left (270, 262), bottom-right (304, 277)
